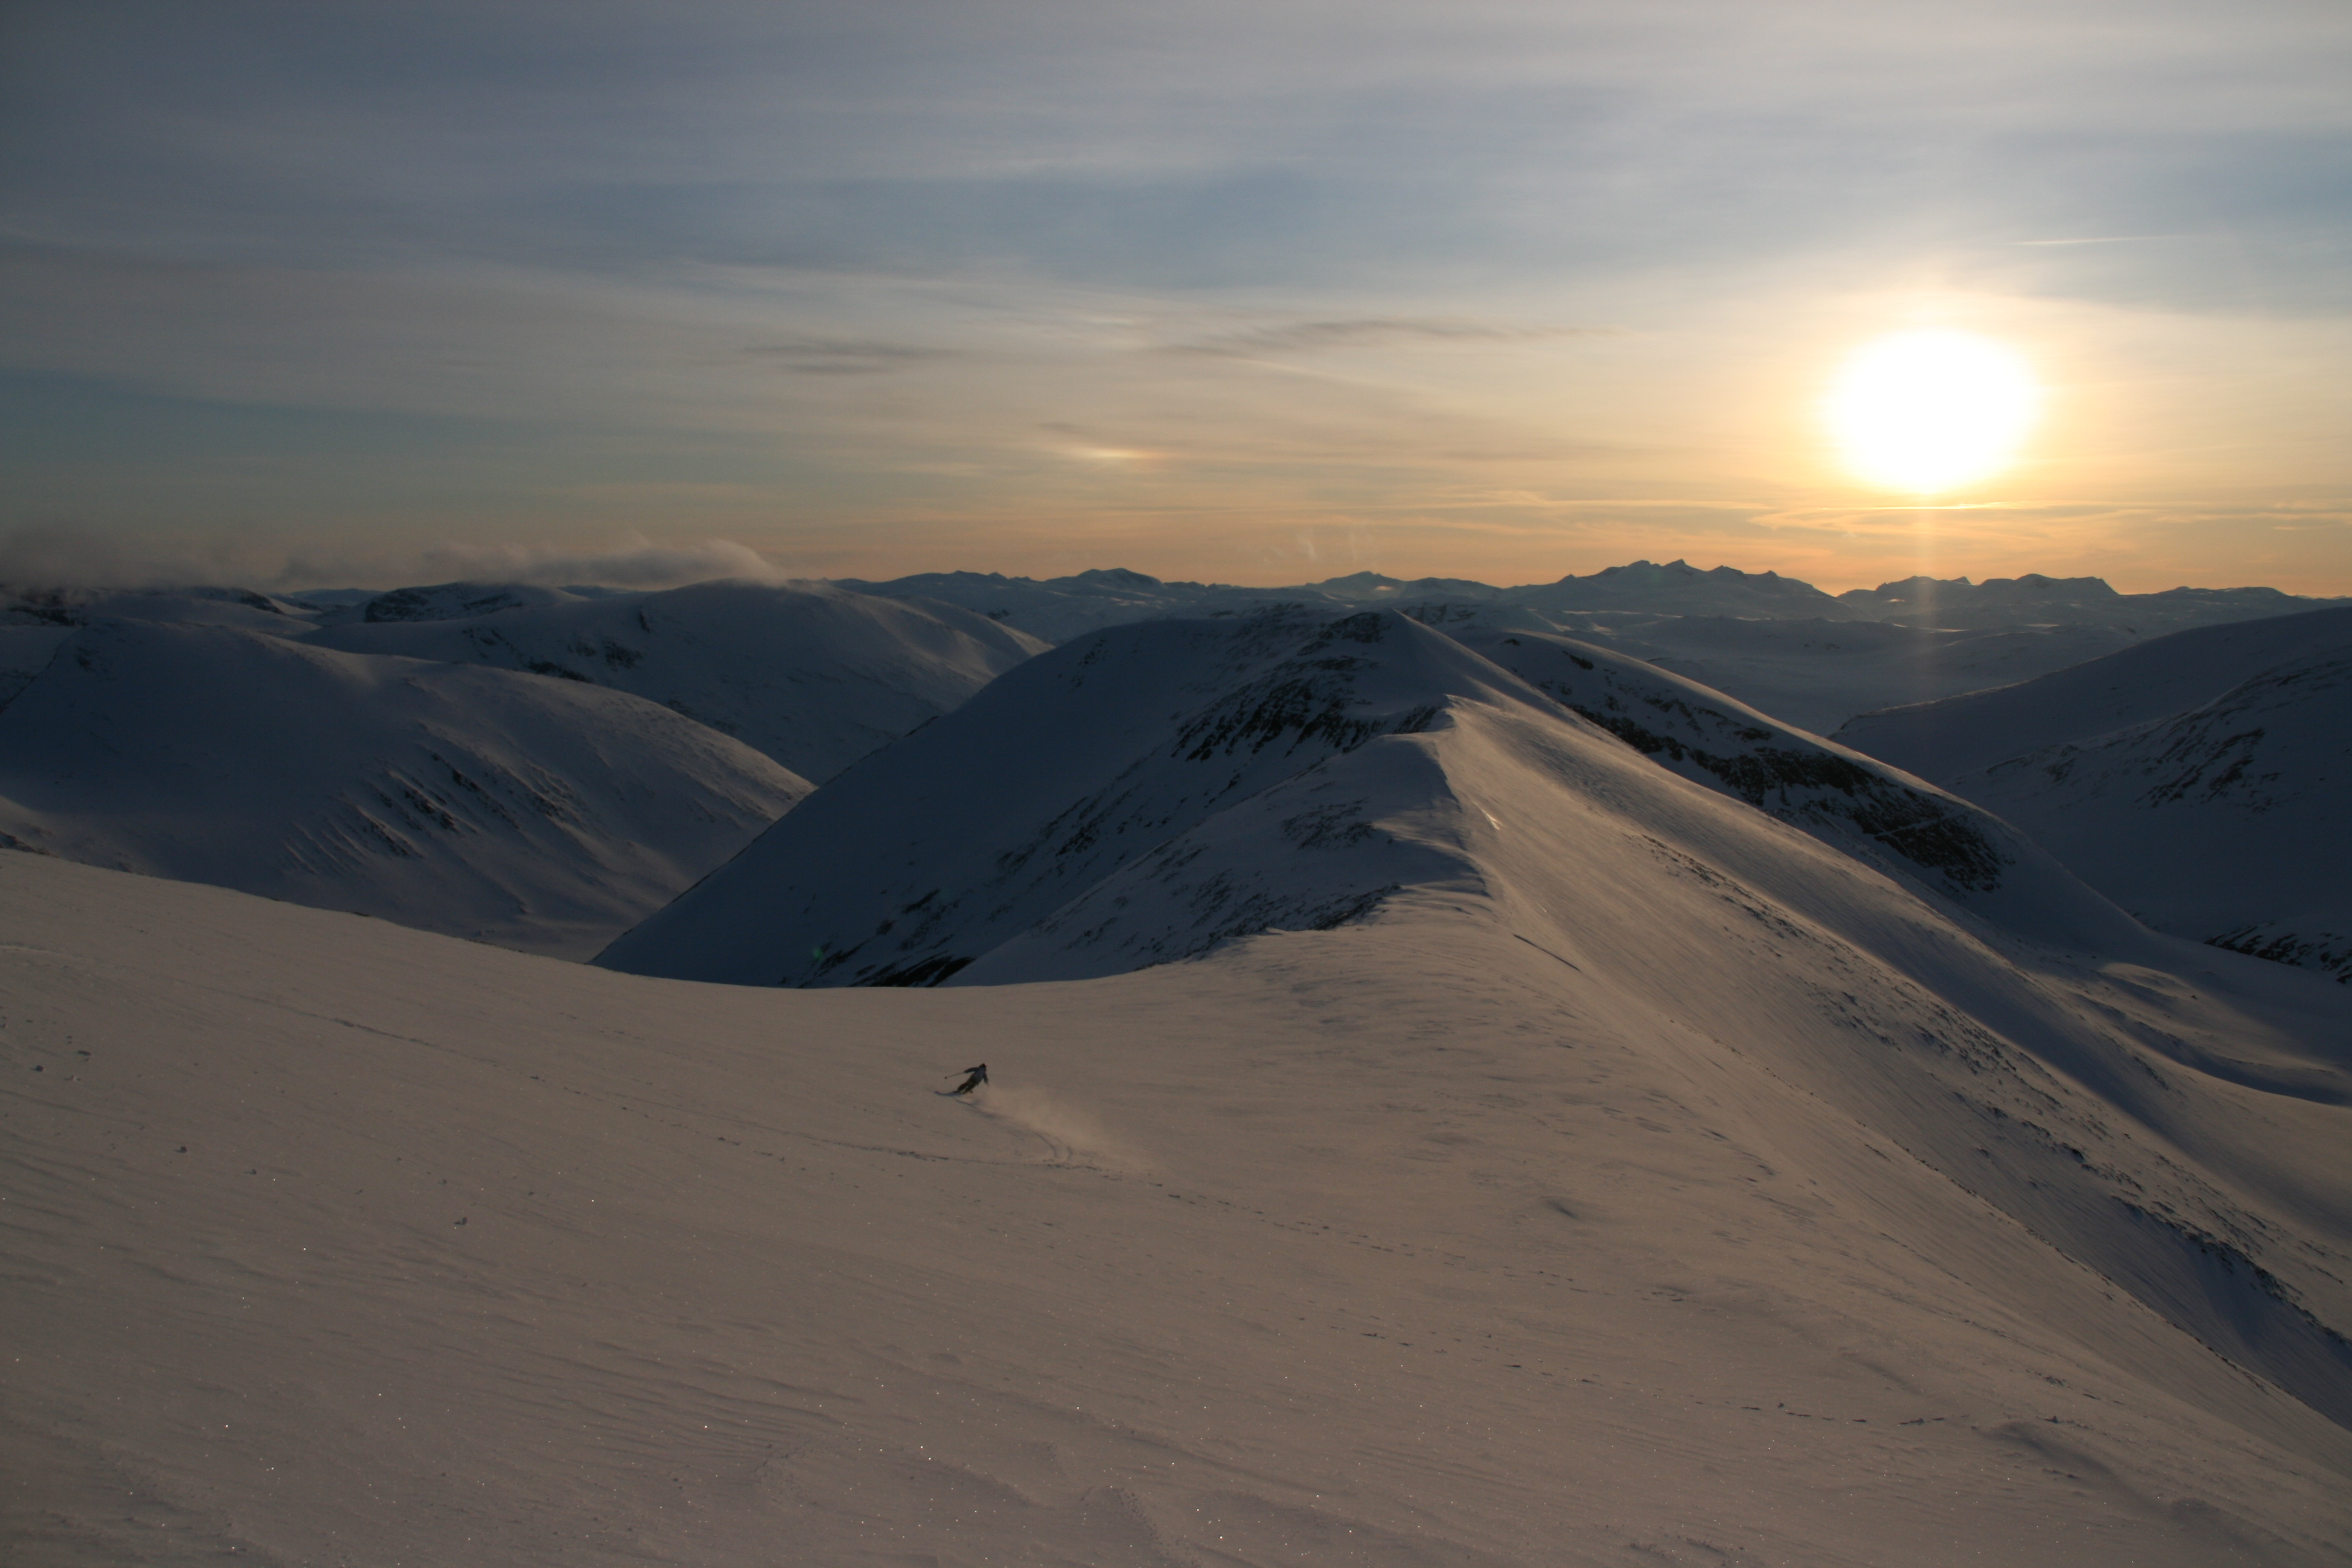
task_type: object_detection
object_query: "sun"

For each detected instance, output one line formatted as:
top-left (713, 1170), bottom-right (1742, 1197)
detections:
top-left (1826, 329), bottom-right (2040, 495)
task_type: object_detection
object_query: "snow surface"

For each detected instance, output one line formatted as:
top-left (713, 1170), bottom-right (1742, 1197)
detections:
top-left (0, 620), bottom-right (811, 958)
top-left (1828, 607), bottom-right (2352, 985)
top-left (1944, 647), bottom-right (2352, 983)
top-left (1444, 626), bottom-right (2112, 936)
top-left (8, 792), bottom-right (2352, 1562)
top-left (1404, 604), bottom-right (2138, 736)
top-left (1834, 605), bottom-right (2352, 781)
top-left (600, 609), bottom-right (2139, 990)
top-left (305, 578), bottom-right (1045, 782)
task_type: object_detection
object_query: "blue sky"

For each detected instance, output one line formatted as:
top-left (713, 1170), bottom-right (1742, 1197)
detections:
top-left (4, 0), bottom-right (2348, 590)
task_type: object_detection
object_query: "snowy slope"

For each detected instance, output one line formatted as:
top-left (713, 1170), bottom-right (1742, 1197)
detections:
top-left (2, 582), bottom-right (315, 633)
top-left (1947, 647), bottom-right (2352, 982)
top-left (601, 608), bottom-right (2135, 991)
top-left (10, 764), bottom-right (2352, 1562)
top-left (0, 619), bottom-right (810, 957)
top-left (598, 609), bottom-right (1498, 987)
top-left (597, 604), bottom-right (2352, 1449)
top-left (1444, 625), bottom-right (2115, 939)
top-left (0, 626), bottom-right (72, 707)
top-left (1402, 603), bottom-right (2137, 734)
top-left (305, 578), bottom-right (1045, 782)
top-left (1835, 604), bottom-right (2352, 780)
top-left (344, 579), bottom-right (592, 623)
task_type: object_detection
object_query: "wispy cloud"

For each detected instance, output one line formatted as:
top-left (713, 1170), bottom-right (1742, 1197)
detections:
top-left (1168, 319), bottom-right (1610, 358)
top-left (741, 337), bottom-right (955, 374)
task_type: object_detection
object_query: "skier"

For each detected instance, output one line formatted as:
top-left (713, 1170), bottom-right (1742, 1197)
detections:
top-left (949, 1063), bottom-right (988, 1096)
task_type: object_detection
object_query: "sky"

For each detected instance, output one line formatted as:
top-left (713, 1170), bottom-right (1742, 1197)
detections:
top-left (3, 0), bottom-right (2349, 594)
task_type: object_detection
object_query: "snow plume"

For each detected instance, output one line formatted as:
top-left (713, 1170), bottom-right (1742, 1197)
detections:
top-left (972, 1084), bottom-right (1143, 1174)
top-left (0, 526), bottom-right (789, 594)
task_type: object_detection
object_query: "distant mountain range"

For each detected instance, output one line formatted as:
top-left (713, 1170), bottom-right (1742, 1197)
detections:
top-left (5, 563), bottom-right (2345, 978)
top-left (851, 558), bottom-right (2347, 640)
top-left (847, 561), bottom-right (2350, 732)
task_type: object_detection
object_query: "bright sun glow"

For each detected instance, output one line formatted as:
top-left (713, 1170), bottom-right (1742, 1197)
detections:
top-left (1826, 330), bottom-right (2040, 494)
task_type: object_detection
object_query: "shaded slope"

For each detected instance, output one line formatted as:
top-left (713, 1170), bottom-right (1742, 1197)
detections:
top-left (1834, 604), bottom-right (2352, 780)
top-left (307, 578), bottom-right (1045, 782)
top-left (597, 609), bottom-right (1505, 987)
top-left (1951, 648), bottom-right (2352, 982)
top-left (0, 619), bottom-right (809, 956)
top-left (601, 607), bottom-right (2135, 990)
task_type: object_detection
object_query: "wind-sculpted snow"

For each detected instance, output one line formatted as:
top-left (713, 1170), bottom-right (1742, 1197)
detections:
top-left (0, 619), bottom-right (809, 956)
top-left (1949, 648), bottom-right (2352, 984)
top-left (305, 578), bottom-right (1044, 782)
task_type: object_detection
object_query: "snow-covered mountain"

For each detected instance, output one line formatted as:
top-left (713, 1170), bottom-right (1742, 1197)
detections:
top-left (599, 608), bottom-right (1495, 987)
top-left (1941, 647), bottom-right (2352, 982)
top-left (1835, 604), bottom-right (2352, 779)
top-left (1400, 603), bottom-right (2138, 735)
top-left (304, 578), bottom-right (1045, 782)
top-left (1833, 607), bottom-right (2352, 984)
top-left (1507, 557), bottom-right (1864, 619)
top-left (849, 562), bottom-right (2349, 734)
top-left (335, 579), bottom-right (596, 624)
top-left (1445, 626), bottom-right (2085, 926)
top-left (18, 598), bottom-right (2350, 1560)
top-left (2, 581), bottom-right (316, 633)
top-left (599, 606), bottom-right (2136, 991)
top-left (1838, 573), bottom-right (2348, 634)
top-left (0, 619), bottom-right (811, 957)
top-left (843, 565), bottom-right (1359, 644)
top-left (849, 558), bottom-right (1867, 641)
